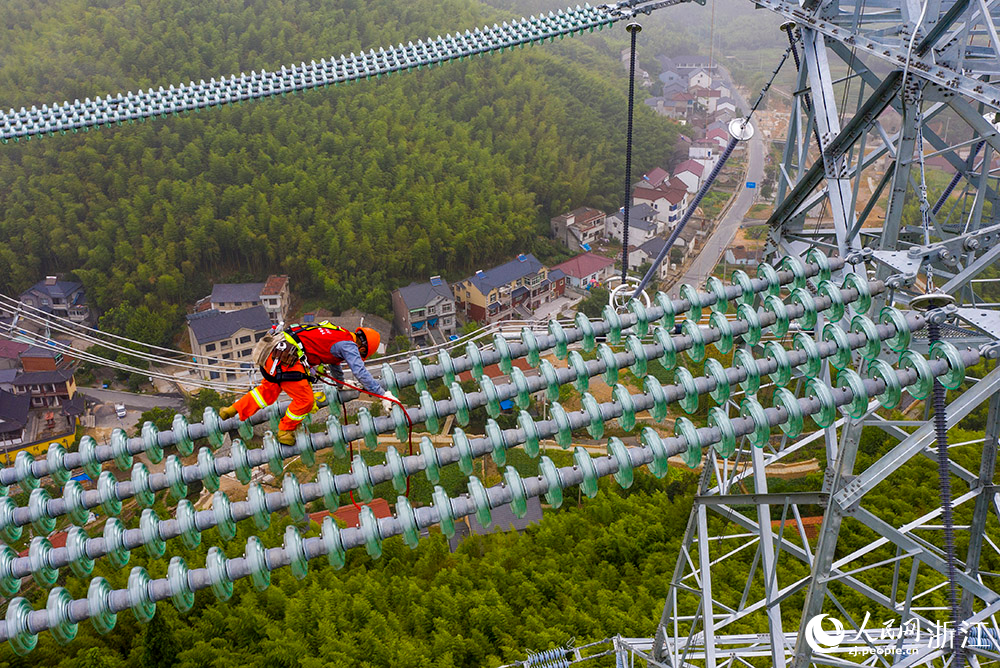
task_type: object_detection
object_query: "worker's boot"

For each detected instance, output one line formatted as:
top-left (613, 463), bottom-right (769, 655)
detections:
top-left (276, 429), bottom-right (296, 446)
top-left (219, 405), bottom-right (238, 420)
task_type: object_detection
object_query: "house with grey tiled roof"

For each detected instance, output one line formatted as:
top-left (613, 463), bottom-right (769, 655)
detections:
top-left (208, 275), bottom-right (291, 325)
top-left (11, 369), bottom-right (76, 408)
top-left (186, 306), bottom-right (272, 381)
top-left (628, 237), bottom-right (671, 282)
top-left (392, 277), bottom-right (457, 347)
top-left (19, 276), bottom-right (91, 324)
top-left (0, 389), bottom-right (30, 446)
top-left (454, 254), bottom-right (565, 323)
top-left (607, 203), bottom-right (661, 245)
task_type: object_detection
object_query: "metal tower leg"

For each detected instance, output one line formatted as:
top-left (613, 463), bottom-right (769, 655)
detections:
top-left (960, 392), bottom-right (1000, 621)
top-left (801, 28), bottom-right (860, 257)
top-left (752, 444), bottom-right (786, 667)
top-left (791, 419), bottom-right (864, 668)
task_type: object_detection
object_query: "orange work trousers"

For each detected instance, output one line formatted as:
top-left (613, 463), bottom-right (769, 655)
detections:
top-left (233, 358), bottom-right (315, 432)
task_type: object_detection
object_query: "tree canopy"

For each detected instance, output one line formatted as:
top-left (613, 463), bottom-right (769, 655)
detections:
top-left (0, 0), bottom-right (680, 330)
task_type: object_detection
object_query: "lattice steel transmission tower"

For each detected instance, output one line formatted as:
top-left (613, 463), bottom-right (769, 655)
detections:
top-left (631, 0), bottom-right (1000, 666)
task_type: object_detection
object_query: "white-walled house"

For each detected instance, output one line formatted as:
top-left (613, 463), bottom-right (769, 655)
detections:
top-left (672, 160), bottom-right (705, 194)
top-left (688, 68), bottom-right (712, 90)
top-left (689, 139), bottom-right (718, 173)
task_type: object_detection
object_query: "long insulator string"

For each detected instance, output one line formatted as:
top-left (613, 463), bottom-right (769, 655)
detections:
top-left (621, 22), bottom-right (641, 287)
top-left (927, 319), bottom-right (965, 667)
top-left (630, 47), bottom-right (791, 300)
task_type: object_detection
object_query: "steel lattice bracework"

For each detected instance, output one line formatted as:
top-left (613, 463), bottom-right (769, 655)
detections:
top-left (1, 274), bottom-right (923, 592)
top-left (0, 337), bottom-right (980, 654)
top-left (648, 0), bottom-right (1000, 663)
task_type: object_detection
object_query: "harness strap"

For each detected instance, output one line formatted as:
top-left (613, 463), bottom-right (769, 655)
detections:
top-left (260, 364), bottom-right (315, 384)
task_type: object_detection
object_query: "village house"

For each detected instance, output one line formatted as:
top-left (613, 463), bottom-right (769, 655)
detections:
top-left (672, 160), bottom-right (705, 194)
top-left (726, 245), bottom-right (766, 266)
top-left (550, 207), bottom-right (607, 250)
top-left (628, 237), bottom-right (671, 282)
top-left (691, 86), bottom-right (722, 113)
top-left (454, 254), bottom-right (565, 324)
top-left (716, 97), bottom-right (738, 116)
top-left (661, 92), bottom-right (695, 121)
top-left (607, 204), bottom-right (660, 243)
top-left (0, 389), bottom-right (29, 448)
top-left (392, 277), bottom-right (458, 347)
top-left (11, 369), bottom-right (76, 409)
top-left (208, 275), bottom-right (291, 326)
top-left (688, 68), bottom-right (713, 90)
top-left (19, 276), bottom-right (91, 324)
top-left (689, 139), bottom-right (719, 173)
top-left (672, 225), bottom-right (701, 264)
top-left (186, 306), bottom-right (272, 381)
top-left (706, 127), bottom-right (729, 150)
top-left (636, 167), bottom-right (670, 190)
top-left (552, 253), bottom-right (617, 289)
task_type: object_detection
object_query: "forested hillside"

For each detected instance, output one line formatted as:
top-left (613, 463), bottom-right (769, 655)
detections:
top-left (0, 0), bottom-right (679, 337)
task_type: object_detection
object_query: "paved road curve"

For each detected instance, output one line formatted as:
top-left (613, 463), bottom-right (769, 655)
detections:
top-left (669, 129), bottom-right (765, 296)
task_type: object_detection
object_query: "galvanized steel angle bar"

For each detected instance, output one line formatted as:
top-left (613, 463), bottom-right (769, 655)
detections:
top-left (835, 362), bottom-right (1000, 508)
top-left (846, 505), bottom-right (1000, 603)
top-left (759, 0), bottom-right (1000, 110)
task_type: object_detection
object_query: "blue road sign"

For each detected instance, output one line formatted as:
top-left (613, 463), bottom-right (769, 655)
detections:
top-left (746, 181), bottom-right (757, 189)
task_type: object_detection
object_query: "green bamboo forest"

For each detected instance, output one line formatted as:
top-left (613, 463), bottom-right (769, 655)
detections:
top-left (0, 0), bottom-right (679, 342)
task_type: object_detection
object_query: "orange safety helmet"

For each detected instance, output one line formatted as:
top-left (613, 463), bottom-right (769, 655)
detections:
top-left (355, 327), bottom-right (380, 359)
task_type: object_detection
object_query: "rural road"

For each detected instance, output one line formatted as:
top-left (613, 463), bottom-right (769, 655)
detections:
top-left (669, 76), bottom-right (767, 296)
top-left (77, 387), bottom-right (185, 411)
top-left (671, 132), bottom-right (764, 294)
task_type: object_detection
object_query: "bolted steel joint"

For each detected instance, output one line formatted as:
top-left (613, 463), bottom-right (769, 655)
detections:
top-left (845, 247), bottom-right (872, 264)
top-left (884, 274), bottom-right (912, 289)
top-left (979, 342), bottom-right (1000, 359)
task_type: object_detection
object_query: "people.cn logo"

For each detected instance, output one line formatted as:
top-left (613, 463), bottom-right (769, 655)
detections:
top-left (805, 614), bottom-right (846, 653)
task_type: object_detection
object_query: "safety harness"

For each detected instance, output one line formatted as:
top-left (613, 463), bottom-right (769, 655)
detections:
top-left (260, 321), bottom-right (353, 384)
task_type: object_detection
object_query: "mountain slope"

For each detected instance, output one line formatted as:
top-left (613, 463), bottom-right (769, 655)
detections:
top-left (0, 0), bottom-right (678, 328)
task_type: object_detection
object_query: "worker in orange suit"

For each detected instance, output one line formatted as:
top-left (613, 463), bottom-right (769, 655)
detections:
top-left (219, 322), bottom-right (396, 444)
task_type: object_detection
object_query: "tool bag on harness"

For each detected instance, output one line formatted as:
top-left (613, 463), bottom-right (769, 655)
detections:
top-left (253, 330), bottom-right (316, 384)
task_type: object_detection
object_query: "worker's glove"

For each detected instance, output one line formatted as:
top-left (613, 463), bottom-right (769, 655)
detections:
top-left (381, 391), bottom-right (399, 416)
top-left (311, 391), bottom-right (326, 412)
top-left (219, 405), bottom-right (238, 420)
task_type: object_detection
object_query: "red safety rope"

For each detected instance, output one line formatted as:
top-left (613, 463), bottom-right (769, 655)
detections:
top-left (317, 373), bottom-right (414, 507)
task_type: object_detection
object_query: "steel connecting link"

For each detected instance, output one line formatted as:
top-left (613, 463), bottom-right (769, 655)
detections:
top-left (0, 342), bottom-right (979, 654)
top-left (0, 255), bottom-right (860, 543)
top-left (1, 252), bottom-right (849, 492)
top-left (0, 5), bottom-right (618, 143)
top-left (0, 273), bottom-right (941, 591)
